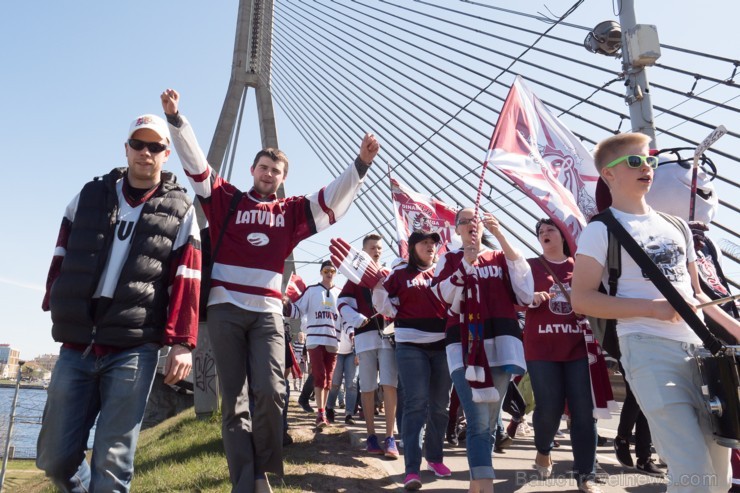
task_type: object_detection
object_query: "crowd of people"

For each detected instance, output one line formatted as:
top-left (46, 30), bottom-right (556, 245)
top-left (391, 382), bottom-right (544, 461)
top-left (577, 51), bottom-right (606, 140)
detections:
top-left (35, 89), bottom-right (740, 493)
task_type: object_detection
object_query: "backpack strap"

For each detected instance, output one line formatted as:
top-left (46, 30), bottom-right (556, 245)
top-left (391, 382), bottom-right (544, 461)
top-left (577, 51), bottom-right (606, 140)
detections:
top-left (606, 228), bottom-right (621, 297)
top-left (199, 191), bottom-right (243, 320)
top-left (590, 211), bottom-right (622, 298)
top-left (596, 210), bottom-right (689, 298)
top-left (656, 211), bottom-right (691, 252)
top-left (210, 191), bottom-right (244, 267)
top-left (588, 212), bottom-right (621, 358)
top-left (600, 209), bottom-right (724, 354)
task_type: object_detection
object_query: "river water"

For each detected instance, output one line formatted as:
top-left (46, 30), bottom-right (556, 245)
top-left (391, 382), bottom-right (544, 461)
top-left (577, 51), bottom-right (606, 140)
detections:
top-left (0, 386), bottom-right (46, 459)
top-left (0, 386), bottom-right (94, 459)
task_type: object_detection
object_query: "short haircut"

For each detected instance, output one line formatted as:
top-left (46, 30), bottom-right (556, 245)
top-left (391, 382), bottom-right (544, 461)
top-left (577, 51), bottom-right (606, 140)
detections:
top-left (251, 148), bottom-right (289, 176)
top-left (593, 133), bottom-right (652, 172)
top-left (362, 233), bottom-right (382, 247)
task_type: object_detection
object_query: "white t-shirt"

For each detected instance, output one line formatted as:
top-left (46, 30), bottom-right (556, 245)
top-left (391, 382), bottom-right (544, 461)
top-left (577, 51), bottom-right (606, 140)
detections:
top-left (336, 327), bottom-right (354, 354)
top-left (576, 207), bottom-right (702, 343)
top-left (92, 181), bottom-right (144, 298)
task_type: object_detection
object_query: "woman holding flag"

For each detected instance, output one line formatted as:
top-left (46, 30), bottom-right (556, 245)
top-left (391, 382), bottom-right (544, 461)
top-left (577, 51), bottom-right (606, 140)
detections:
top-left (524, 218), bottom-right (602, 493)
top-left (373, 230), bottom-right (452, 491)
top-left (432, 208), bottom-right (533, 493)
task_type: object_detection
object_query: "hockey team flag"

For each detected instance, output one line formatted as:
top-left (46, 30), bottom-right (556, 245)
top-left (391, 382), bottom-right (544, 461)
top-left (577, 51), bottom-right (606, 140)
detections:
top-left (390, 177), bottom-right (461, 259)
top-left (486, 76), bottom-right (600, 253)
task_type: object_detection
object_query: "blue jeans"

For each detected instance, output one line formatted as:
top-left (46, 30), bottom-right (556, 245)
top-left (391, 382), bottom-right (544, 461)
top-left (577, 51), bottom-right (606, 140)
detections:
top-left (36, 344), bottom-right (159, 493)
top-left (327, 352), bottom-right (358, 415)
top-left (527, 358), bottom-right (596, 478)
top-left (450, 366), bottom-right (510, 480)
top-left (396, 344), bottom-right (451, 475)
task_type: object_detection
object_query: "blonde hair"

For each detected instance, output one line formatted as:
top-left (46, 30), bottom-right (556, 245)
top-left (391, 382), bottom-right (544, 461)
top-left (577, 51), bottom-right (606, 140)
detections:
top-left (593, 133), bottom-right (652, 172)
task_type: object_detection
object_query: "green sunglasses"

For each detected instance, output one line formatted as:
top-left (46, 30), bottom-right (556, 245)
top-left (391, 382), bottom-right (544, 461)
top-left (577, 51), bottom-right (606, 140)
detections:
top-left (605, 154), bottom-right (659, 169)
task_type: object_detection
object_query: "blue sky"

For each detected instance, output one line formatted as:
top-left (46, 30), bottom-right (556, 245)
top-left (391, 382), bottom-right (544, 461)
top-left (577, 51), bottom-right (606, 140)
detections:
top-left (1, 0), bottom-right (738, 359)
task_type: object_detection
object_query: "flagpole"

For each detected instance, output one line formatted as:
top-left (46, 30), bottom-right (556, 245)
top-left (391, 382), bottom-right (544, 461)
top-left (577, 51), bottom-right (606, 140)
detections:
top-left (473, 159), bottom-right (489, 223)
top-left (695, 293), bottom-right (740, 310)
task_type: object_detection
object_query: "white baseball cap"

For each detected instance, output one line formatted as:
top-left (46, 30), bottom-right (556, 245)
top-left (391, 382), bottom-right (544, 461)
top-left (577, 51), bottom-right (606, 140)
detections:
top-left (128, 114), bottom-right (170, 142)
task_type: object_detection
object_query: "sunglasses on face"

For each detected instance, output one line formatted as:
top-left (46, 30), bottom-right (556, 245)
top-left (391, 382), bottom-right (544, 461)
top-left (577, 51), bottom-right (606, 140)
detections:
top-left (128, 138), bottom-right (168, 154)
top-left (321, 268), bottom-right (336, 274)
top-left (605, 154), bottom-right (659, 170)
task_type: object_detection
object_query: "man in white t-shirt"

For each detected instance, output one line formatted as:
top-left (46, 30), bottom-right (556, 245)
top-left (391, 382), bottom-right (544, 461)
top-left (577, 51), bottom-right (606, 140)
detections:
top-left (572, 132), bottom-right (740, 493)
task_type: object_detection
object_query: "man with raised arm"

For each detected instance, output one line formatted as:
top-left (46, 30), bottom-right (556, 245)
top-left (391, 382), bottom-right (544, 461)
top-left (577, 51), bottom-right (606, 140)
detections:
top-left (161, 89), bottom-right (378, 493)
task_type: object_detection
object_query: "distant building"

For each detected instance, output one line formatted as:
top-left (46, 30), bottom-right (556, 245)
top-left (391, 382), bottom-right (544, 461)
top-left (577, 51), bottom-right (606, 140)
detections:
top-left (0, 344), bottom-right (21, 379)
top-left (31, 353), bottom-right (59, 373)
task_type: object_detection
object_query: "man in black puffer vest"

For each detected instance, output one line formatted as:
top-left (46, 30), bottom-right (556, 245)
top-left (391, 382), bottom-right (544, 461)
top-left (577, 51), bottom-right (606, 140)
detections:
top-left (36, 114), bottom-right (202, 493)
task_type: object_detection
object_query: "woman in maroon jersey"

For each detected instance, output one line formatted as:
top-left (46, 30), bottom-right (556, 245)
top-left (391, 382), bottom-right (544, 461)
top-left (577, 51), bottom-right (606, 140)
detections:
top-left (432, 209), bottom-right (533, 493)
top-left (525, 218), bottom-right (599, 493)
top-left (374, 231), bottom-right (452, 491)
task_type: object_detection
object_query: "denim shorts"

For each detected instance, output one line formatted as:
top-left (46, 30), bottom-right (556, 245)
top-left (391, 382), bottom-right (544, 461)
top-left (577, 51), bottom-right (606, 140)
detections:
top-left (358, 347), bottom-right (397, 392)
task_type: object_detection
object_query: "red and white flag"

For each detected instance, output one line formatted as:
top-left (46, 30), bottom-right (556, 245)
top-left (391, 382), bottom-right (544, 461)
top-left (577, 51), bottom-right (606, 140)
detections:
top-left (285, 273), bottom-right (307, 302)
top-left (486, 76), bottom-right (599, 253)
top-left (390, 177), bottom-right (461, 258)
top-left (329, 238), bottom-right (388, 289)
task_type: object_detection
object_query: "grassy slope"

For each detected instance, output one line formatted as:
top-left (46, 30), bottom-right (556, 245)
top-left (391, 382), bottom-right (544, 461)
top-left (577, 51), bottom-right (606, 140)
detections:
top-left (130, 412), bottom-right (235, 492)
top-left (4, 402), bottom-right (393, 493)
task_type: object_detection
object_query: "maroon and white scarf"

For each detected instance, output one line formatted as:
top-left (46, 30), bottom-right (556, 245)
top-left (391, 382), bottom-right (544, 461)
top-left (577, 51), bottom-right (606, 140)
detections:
top-left (577, 316), bottom-right (618, 418)
top-left (460, 272), bottom-right (499, 403)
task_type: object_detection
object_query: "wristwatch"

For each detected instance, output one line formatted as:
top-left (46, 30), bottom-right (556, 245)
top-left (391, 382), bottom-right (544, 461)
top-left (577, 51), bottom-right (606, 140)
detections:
top-left (176, 342), bottom-right (194, 351)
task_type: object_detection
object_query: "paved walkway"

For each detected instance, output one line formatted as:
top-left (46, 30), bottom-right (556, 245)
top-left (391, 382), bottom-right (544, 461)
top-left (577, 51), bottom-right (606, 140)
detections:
top-left (294, 392), bottom-right (668, 492)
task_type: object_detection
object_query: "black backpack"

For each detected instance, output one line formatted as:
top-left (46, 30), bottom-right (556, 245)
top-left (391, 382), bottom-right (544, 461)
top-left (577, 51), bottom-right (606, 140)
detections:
top-left (199, 191), bottom-right (242, 321)
top-left (587, 209), bottom-right (688, 359)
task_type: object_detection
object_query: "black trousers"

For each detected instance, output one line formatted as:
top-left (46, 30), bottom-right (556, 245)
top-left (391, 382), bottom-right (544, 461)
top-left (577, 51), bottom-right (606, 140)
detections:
top-left (617, 363), bottom-right (653, 461)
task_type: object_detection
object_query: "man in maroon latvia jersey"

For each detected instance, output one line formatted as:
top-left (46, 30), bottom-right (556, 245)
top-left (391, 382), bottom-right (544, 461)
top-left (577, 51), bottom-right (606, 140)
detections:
top-left (161, 89), bottom-right (379, 493)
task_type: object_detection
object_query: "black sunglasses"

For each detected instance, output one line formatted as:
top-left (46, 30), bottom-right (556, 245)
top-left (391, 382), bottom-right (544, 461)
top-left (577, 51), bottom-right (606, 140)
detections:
top-left (128, 138), bottom-right (168, 154)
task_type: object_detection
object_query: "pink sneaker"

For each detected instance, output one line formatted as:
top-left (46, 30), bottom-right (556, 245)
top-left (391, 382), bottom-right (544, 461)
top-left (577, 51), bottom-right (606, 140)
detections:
top-left (426, 461), bottom-right (452, 477)
top-left (403, 473), bottom-right (422, 490)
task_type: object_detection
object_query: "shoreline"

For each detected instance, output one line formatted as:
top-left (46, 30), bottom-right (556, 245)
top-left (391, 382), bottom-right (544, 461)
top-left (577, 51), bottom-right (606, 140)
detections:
top-left (0, 382), bottom-right (46, 390)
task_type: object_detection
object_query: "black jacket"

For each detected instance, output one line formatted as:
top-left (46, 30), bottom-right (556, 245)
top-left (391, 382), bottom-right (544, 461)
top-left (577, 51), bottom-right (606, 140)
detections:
top-left (49, 167), bottom-right (192, 347)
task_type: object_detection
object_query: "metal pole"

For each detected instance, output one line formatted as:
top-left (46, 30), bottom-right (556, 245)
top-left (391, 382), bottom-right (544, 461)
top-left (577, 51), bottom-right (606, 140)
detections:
top-left (0, 362), bottom-right (25, 492)
top-left (618, 0), bottom-right (658, 148)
